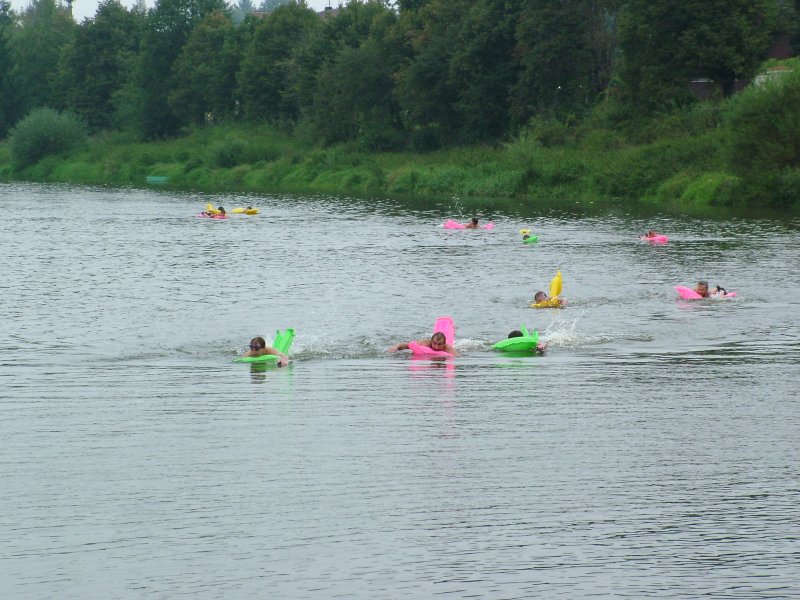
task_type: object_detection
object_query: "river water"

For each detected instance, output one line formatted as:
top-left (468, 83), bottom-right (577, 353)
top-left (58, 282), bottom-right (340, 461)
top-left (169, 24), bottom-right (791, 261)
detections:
top-left (2, 183), bottom-right (799, 598)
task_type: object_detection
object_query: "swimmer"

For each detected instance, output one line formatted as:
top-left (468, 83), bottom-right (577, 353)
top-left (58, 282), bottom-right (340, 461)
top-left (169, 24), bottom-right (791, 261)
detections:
top-left (693, 281), bottom-right (711, 298)
top-left (463, 217), bottom-right (480, 229)
top-left (533, 291), bottom-right (567, 307)
top-left (217, 206), bottom-right (226, 215)
top-left (389, 331), bottom-right (460, 356)
top-left (243, 336), bottom-right (289, 366)
top-left (643, 229), bottom-right (660, 238)
top-left (508, 330), bottom-right (548, 354)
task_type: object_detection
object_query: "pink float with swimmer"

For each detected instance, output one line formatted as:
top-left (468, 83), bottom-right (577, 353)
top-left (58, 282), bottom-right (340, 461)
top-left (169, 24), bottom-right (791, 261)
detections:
top-left (675, 286), bottom-right (736, 300)
top-left (408, 317), bottom-right (456, 357)
top-left (443, 219), bottom-right (494, 230)
top-left (640, 234), bottom-right (668, 244)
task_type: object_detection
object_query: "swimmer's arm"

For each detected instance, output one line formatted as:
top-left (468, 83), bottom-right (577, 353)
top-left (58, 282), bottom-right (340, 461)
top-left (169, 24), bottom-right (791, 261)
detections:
top-left (261, 346), bottom-right (289, 366)
top-left (445, 344), bottom-right (461, 356)
top-left (389, 342), bottom-right (410, 352)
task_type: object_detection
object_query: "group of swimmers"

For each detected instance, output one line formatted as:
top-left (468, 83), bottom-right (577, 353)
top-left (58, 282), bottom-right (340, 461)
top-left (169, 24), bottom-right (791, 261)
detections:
top-left (239, 224), bottom-right (731, 365)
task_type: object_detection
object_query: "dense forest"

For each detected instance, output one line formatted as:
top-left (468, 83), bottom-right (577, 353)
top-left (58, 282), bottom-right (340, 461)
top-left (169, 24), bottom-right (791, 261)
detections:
top-left (1, 0), bottom-right (800, 211)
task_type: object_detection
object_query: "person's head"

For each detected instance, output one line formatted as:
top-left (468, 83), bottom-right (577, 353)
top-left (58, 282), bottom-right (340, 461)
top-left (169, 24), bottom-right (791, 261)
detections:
top-left (430, 331), bottom-right (447, 351)
top-left (647, 230), bottom-right (656, 237)
top-left (247, 206), bottom-right (252, 210)
top-left (471, 217), bottom-right (479, 225)
top-left (249, 336), bottom-right (266, 351)
top-left (508, 330), bottom-right (523, 338)
top-left (534, 291), bottom-right (546, 302)
top-left (218, 206), bottom-right (226, 213)
top-left (522, 234), bottom-right (530, 240)
top-left (697, 281), bottom-right (708, 294)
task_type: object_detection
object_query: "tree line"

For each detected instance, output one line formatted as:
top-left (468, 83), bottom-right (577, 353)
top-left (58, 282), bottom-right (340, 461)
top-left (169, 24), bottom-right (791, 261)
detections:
top-left (0, 0), bottom-right (796, 149)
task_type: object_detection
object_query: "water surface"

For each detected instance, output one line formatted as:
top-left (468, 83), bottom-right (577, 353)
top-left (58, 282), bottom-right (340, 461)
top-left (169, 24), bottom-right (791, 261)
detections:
top-left (2, 183), bottom-right (799, 598)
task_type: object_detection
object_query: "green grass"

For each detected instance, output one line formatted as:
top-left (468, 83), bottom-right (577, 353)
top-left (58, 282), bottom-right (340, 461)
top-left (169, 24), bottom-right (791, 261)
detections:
top-left (0, 88), bottom-right (798, 215)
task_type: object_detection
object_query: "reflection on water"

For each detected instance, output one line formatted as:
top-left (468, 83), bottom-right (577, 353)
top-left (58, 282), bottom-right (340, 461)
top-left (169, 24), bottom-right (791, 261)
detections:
top-left (2, 183), bottom-right (799, 598)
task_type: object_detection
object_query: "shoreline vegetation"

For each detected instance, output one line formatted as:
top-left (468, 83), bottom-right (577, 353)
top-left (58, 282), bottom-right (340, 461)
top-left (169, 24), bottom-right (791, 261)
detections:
top-left (1, 85), bottom-right (798, 217)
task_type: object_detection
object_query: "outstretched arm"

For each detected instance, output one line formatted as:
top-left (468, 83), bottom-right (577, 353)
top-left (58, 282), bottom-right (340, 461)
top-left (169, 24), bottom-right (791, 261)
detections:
top-left (389, 342), bottom-right (410, 352)
top-left (263, 346), bottom-right (289, 367)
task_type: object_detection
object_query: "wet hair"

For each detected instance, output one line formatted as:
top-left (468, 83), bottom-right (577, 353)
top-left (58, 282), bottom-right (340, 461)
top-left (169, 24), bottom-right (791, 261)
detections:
top-left (522, 235), bottom-right (530, 240)
top-left (247, 206), bottom-right (252, 209)
top-left (218, 206), bottom-right (226, 214)
top-left (250, 336), bottom-right (266, 349)
top-left (697, 280), bottom-right (708, 287)
top-left (534, 291), bottom-right (546, 302)
top-left (471, 217), bottom-right (479, 224)
top-left (508, 330), bottom-right (523, 338)
top-left (431, 332), bottom-right (446, 344)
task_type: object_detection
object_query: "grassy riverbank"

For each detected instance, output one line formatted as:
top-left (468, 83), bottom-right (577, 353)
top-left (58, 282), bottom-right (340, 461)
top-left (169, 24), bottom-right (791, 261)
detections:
top-left (1, 86), bottom-right (798, 215)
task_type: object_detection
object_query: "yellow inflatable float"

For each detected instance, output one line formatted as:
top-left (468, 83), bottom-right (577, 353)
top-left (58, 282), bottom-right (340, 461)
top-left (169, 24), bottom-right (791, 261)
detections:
top-left (530, 271), bottom-right (564, 308)
top-left (232, 207), bottom-right (260, 215)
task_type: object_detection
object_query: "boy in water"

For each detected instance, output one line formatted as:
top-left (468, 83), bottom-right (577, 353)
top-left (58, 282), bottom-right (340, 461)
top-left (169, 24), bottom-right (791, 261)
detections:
top-left (243, 336), bottom-right (289, 366)
top-left (464, 217), bottom-right (480, 229)
top-left (389, 332), bottom-right (460, 356)
top-left (533, 291), bottom-right (567, 307)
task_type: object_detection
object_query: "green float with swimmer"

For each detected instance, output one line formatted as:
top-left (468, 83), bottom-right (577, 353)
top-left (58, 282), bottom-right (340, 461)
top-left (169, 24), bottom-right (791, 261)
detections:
top-left (233, 328), bottom-right (295, 363)
top-left (492, 326), bottom-right (539, 353)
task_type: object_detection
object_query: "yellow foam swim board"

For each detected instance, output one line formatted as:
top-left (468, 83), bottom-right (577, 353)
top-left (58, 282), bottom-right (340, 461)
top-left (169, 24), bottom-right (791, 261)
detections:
top-left (244, 208), bottom-right (259, 215)
top-left (232, 207), bottom-right (246, 213)
top-left (205, 203), bottom-right (220, 215)
top-left (549, 270), bottom-right (562, 298)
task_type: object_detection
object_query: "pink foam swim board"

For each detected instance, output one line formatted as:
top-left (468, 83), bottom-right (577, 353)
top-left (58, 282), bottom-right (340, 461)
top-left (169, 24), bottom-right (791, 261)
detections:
top-left (675, 286), bottom-right (703, 299)
top-left (443, 219), bottom-right (494, 230)
top-left (641, 234), bottom-right (669, 243)
top-left (196, 213), bottom-right (227, 219)
top-left (675, 286), bottom-right (737, 299)
top-left (433, 316), bottom-right (455, 345)
top-left (408, 342), bottom-right (453, 357)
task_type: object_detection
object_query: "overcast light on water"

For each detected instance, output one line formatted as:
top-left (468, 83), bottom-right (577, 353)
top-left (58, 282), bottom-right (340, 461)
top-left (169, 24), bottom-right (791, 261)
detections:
top-left (2, 183), bottom-right (799, 598)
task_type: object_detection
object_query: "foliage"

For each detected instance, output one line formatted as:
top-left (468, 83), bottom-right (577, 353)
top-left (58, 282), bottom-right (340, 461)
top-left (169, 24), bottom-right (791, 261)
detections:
top-left (0, 0), bottom-right (16, 137)
top-left (57, 0), bottom-right (146, 132)
top-left (7, 0), bottom-right (76, 117)
top-left (169, 11), bottom-right (239, 124)
top-left (8, 108), bottom-right (87, 169)
top-left (510, 0), bottom-right (617, 124)
top-left (135, 0), bottom-right (228, 138)
top-left (309, 4), bottom-right (405, 149)
top-left (724, 68), bottom-right (800, 176)
top-left (619, 0), bottom-right (775, 110)
top-left (237, 2), bottom-right (319, 122)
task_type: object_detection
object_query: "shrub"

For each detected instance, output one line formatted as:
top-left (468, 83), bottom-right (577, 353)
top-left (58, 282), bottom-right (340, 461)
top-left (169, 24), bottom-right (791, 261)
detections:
top-left (724, 69), bottom-right (800, 177)
top-left (9, 108), bottom-right (88, 170)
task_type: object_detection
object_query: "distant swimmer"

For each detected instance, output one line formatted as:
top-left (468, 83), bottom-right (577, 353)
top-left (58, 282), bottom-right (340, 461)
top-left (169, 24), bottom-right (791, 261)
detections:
top-left (389, 331), bottom-right (460, 356)
top-left (243, 336), bottom-right (289, 366)
top-left (694, 280), bottom-right (732, 298)
top-left (532, 291), bottom-right (567, 308)
top-left (463, 217), bottom-right (480, 229)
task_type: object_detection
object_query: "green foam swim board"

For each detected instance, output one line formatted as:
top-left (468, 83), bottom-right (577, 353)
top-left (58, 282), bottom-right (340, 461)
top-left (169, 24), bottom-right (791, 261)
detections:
top-left (523, 235), bottom-right (539, 244)
top-left (492, 325), bottom-right (539, 352)
top-left (233, 328), bottom-right (295, 363)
